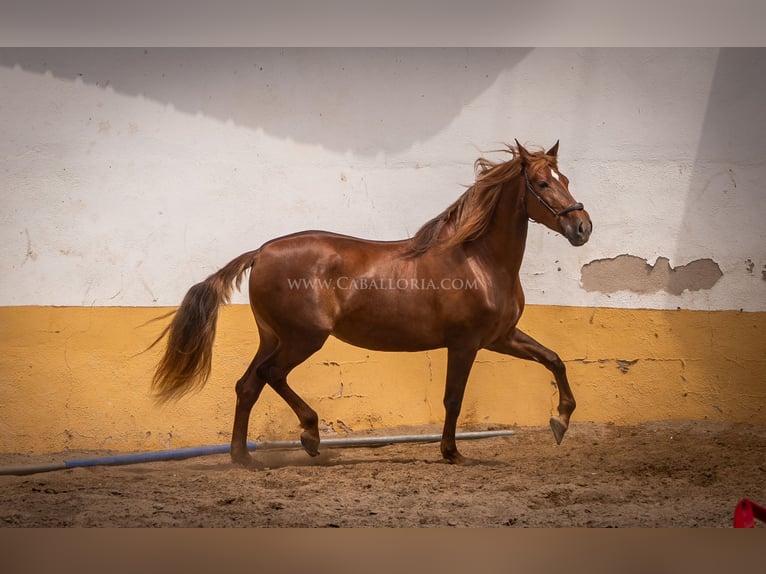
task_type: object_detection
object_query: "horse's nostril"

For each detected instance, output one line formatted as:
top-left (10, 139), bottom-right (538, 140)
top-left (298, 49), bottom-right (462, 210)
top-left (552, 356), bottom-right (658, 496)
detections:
top-left (574, 219), bottom-right (592, 241)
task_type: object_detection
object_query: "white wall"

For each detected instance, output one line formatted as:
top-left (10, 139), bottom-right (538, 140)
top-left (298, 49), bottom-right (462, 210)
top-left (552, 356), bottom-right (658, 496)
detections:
top-left (1, 48), bottom-right (764, 310)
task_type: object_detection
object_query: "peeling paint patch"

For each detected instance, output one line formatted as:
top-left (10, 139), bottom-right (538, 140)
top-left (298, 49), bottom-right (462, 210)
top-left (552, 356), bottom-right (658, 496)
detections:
top-left (581, 255), bottom-right (722, 295)
top-left (337, 420), bottom-right (354, 433)
top-left (616, 359), bottom-right (638, 374)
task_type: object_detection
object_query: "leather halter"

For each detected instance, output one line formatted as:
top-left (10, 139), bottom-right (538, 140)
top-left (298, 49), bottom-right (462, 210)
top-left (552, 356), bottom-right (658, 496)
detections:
top-left (523, 170), bottom-right (584, 217)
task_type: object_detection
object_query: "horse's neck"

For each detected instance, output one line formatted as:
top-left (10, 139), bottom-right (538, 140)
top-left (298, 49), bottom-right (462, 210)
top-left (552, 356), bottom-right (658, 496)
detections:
top-left (476, 178), bottom-right (529, 275)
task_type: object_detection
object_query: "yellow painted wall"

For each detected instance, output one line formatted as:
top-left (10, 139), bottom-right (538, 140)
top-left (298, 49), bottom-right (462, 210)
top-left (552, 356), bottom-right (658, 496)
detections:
top-left (1, 304), bottom-right (764, 454)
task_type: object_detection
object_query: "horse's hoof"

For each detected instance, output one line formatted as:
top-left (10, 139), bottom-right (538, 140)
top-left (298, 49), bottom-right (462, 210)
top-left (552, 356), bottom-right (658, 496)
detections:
top-left (549, 416), bottom-right (568, 445)
top-left (442, 451), bottom-right (467, 465)
top-left (300, 430), bottom-right (321, 457)
top-left (230, 450), bottom-right (254, 467)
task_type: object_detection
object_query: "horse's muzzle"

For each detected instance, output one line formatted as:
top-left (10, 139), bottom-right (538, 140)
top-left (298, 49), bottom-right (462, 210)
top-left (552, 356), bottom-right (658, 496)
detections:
top-left (561, 210), bottom-right (592, 246)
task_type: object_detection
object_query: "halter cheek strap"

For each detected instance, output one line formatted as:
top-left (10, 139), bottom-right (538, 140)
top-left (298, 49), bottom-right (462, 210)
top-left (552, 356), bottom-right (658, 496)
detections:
top-left (523, 170), bottom-right (584, 217)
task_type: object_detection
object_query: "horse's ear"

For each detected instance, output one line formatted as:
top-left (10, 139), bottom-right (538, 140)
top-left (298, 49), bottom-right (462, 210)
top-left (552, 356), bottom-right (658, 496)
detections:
top-left (546, 140), bottom-right (560, 158)
top-left (514, 139), bottom-right (532, 166)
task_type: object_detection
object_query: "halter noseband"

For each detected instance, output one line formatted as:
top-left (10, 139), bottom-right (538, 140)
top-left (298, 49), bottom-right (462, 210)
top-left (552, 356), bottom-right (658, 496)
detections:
top-left (523, 170), bottom-right (584, 217)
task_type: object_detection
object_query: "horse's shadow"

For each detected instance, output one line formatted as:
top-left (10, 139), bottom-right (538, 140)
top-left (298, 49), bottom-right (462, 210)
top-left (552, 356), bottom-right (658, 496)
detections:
top-left (186, 447), bottom-right (507, 472)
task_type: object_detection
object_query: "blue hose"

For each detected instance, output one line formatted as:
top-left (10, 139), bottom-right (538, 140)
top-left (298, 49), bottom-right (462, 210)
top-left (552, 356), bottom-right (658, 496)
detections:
top-left (0, 430), bottom-right (515, 476)
top-left (64, 442), bottom-right (260, 468)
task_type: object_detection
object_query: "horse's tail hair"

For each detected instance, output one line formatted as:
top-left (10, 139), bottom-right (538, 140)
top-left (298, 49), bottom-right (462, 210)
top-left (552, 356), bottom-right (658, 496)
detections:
top-left (150, 249), bottom-right (259, 404)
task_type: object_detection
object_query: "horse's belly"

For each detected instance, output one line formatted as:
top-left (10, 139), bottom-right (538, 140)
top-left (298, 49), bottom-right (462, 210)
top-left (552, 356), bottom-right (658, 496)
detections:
top-left (331, 312), bottom-right (445, 352)
top-left (330, 289), bottom-right (503, 352)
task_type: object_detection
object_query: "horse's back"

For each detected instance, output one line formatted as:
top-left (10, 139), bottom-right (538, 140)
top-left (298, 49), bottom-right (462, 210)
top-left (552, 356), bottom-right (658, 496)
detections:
top-left (246, 230), bottom-right (409, 334)
top-left (247, 230), bottom-right (508, 350)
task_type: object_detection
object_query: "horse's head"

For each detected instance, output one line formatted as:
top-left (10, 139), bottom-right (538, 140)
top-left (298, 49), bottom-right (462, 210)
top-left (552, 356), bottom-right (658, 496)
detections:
top-left (515, 140), bottom-right (592, 246)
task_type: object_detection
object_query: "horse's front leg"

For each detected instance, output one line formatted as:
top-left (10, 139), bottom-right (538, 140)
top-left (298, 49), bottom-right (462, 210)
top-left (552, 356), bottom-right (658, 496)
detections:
top-left (440, 347), bottom-right (478, 464)
top-left (488, 328), bottom-right (576, 444)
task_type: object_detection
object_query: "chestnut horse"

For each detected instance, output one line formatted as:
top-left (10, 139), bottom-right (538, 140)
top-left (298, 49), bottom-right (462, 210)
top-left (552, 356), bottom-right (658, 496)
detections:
top-left (152, 140), bottom-right (592, 465)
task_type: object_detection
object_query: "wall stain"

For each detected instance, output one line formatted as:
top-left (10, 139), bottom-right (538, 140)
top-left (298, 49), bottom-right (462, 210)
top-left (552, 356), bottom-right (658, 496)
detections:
top-left (581, 254), bottom-right (723, 295)
top-left (22, 228), bottom-right (37, 265)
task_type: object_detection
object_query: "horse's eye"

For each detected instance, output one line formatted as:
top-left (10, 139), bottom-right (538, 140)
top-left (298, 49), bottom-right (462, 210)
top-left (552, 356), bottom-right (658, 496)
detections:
top-left (538, 181), bottom-right (549, 189)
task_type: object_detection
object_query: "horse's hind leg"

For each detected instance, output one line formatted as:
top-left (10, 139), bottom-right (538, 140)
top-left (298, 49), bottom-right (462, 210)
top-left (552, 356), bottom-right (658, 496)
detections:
top-left (230, 339), bottom-right (277, 465)
top-left (488, 328), bottom-right (576, 445)
top-left (267, 375), bottom-right (322, 457)
top-left (259, 334), bottom-right (328, 457)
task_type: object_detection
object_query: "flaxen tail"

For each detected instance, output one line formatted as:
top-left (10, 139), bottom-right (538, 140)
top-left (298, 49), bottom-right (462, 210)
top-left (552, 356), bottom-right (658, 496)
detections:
top-left (151, 250), bottom-right (259, 404)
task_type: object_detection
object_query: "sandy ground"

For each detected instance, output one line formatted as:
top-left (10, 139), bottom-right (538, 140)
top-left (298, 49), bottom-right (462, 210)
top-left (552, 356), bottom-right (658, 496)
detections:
top-left (1, 420), bottom-right (765, 527)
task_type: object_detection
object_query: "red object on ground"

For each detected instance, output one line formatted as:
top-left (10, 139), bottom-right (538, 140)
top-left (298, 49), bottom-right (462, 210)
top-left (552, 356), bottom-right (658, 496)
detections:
top-left (733, 498), bottom-right (766, 528)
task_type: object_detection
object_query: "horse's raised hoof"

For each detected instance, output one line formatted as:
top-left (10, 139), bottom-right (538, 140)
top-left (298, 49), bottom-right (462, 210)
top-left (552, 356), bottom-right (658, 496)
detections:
top-left (300, 430), bottom-right (321, 457)
top-left (549, 416), bottom-right (568, 445)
